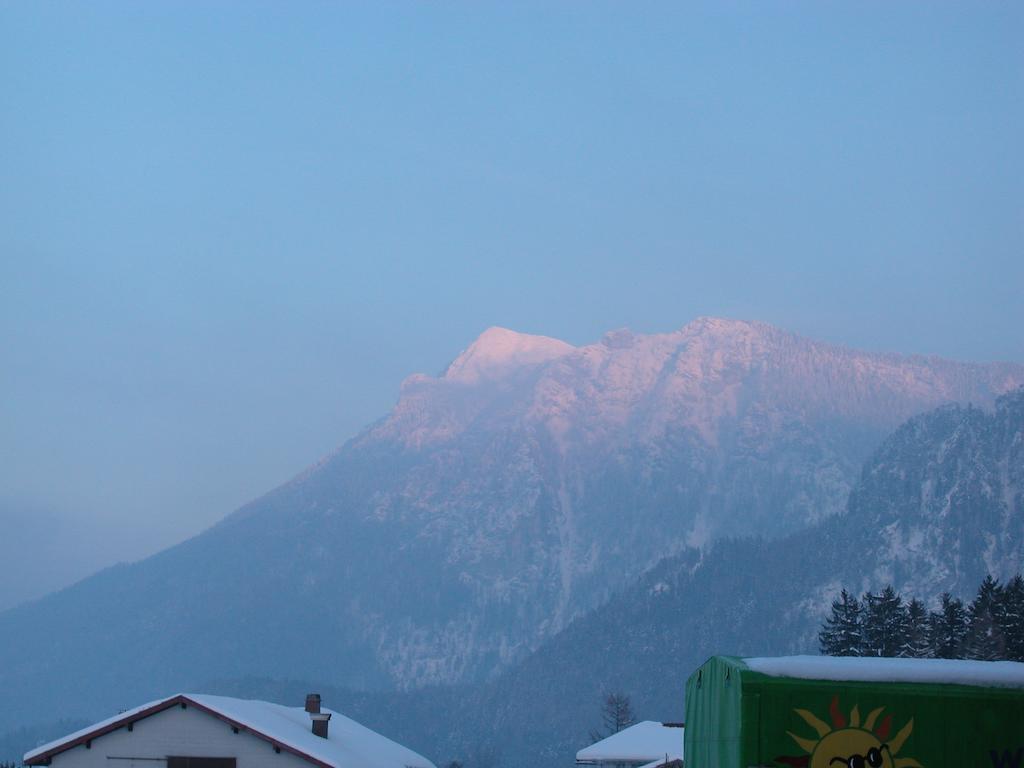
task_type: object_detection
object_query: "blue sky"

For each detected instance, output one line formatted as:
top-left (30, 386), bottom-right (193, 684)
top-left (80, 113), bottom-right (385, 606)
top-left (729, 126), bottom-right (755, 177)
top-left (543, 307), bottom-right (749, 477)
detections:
top-left (1, 2), bottom-right (1022, 595)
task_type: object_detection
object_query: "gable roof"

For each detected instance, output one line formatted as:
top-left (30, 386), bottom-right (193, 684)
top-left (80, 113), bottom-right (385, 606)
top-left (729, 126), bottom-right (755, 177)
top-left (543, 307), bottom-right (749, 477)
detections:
top-left (24, 694), bottom-right (435, 768)
top-left (741, 655), bottom-right (1024, 688)
top-left (576, 721), bottom-right (683, 764)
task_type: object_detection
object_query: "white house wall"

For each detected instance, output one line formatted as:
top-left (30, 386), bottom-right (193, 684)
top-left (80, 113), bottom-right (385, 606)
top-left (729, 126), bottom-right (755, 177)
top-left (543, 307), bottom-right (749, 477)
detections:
top-left (48, 705), bottom-right (315, 768)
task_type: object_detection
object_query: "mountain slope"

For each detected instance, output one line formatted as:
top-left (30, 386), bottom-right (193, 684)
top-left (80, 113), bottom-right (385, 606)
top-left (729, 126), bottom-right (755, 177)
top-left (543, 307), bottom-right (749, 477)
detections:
top-left (0, 319), bottom-right (1020, 735)
top-left (845, 390), bottom-right (1024, 596)
top-left (234, 388), bottom-right (1023, 768)
top-left (424, 388), bottom-right (1024, 766)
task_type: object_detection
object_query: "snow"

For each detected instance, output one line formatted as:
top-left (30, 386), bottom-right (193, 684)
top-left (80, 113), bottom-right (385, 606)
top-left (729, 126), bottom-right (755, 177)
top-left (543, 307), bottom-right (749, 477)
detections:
top-left (443, 327), bottom-right (574, 383)
top-left (576, 721), bottom-right (683, 764)
top-left (744, 655), bottom-right (1024, 689)
top-left (25, 694), bottom-right (435, 768)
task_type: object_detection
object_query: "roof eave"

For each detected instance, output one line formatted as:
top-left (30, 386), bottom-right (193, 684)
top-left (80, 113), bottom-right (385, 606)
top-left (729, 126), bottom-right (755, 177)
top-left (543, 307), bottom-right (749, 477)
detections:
top-left (24, 695), bottom-right (336, 768)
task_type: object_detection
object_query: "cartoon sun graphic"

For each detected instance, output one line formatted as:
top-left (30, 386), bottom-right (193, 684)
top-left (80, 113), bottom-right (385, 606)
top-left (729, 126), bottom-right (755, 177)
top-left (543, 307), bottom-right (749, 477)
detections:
top-left (775, 695), bottom-right (922, 768)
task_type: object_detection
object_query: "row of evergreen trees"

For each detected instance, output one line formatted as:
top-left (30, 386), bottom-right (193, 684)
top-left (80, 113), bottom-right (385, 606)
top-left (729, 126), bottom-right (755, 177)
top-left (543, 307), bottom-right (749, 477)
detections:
top-left (819, 574), bottom-right (1024, 660)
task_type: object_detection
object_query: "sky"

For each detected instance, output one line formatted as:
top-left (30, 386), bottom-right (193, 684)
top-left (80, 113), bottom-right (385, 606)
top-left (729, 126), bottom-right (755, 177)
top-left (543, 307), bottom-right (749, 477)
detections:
top-left (1, 2), bottom-right (1022, 606)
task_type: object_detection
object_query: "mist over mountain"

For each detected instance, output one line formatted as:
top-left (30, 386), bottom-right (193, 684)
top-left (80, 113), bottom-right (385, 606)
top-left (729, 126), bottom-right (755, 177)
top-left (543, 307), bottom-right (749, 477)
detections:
top-left (0, 317), bottom-right (1021, 744)
top-left (0, 500), bottom-right (131, 613)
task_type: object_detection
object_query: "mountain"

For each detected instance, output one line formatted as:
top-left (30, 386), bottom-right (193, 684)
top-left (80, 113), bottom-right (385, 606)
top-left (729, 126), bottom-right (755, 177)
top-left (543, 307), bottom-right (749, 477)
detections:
top-left (0, 318), bottom-right (1021, 737)
top-left (199, 388), bottom-right (1024, 768)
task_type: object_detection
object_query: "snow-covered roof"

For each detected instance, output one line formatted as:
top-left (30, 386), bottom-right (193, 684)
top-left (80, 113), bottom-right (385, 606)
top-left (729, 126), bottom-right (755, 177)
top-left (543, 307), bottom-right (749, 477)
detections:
top-left (743, 655), bottom-right (1024, 689)
top-left (576, 721), bottom-right (683, 764)
top-left (24, 693), bottom-right (435, 768)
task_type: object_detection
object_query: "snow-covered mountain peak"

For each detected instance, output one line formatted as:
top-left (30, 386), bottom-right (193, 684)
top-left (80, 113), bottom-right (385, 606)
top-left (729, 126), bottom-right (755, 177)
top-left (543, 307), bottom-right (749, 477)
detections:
top-left (600, 328), bottom-right (637, 348)
top-left (677, 315), bottom-right (776, 339)
top-left (675, 315), bottom-right (783, 353)
top-left (384, 318), bottom-right (1024, 451)
top-left (442, 326), bottom-right (575, 384)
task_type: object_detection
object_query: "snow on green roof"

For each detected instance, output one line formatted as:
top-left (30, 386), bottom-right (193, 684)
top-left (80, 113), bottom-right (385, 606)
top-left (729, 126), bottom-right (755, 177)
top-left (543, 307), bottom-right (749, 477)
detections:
top-left (740, 655), bottom-right (1024, 689)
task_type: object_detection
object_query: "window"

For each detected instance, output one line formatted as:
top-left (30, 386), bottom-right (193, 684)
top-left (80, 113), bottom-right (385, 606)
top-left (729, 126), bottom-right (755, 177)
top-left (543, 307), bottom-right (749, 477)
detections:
top-left (167, 758), bottom-right (236, 768)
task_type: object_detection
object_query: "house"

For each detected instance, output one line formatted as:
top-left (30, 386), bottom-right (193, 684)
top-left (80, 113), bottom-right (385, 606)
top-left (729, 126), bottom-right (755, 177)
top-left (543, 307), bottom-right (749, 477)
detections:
top-left (23, 693), bottom-right (435, 768)
top-left (576, 721), bottom-right (683, 768)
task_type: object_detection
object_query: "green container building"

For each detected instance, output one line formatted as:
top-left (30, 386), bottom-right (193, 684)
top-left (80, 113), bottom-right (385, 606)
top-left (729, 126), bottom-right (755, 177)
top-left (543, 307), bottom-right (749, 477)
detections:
top-left (684, 656), bottom-right (1024, 768)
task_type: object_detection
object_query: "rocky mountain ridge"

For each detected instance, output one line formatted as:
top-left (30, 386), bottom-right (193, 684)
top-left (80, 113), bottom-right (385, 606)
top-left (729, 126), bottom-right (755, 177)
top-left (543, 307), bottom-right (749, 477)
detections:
top-left (382, 317), bottom-right (1022, 449)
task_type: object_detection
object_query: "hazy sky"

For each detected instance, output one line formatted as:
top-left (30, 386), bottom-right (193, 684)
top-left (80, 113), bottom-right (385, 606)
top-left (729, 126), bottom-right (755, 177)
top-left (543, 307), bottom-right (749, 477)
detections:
top-left (2, 3), bottom-right (1022, 599)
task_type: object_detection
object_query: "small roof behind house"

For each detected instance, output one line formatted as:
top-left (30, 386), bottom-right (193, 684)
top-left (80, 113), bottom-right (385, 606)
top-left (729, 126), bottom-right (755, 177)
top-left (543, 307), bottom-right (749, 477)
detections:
top-left (741, 655), bottom-right (1024, 689)
top-left (24, 693), bottom-right (435, 768)
top-left (576, 721), bottom-right (683, 765)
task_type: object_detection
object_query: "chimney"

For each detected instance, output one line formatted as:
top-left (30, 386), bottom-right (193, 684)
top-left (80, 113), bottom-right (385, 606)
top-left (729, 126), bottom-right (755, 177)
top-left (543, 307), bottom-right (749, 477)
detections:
top-left (305, 694), bottom-right (330, 738)
top-left (311, 712), bottom-right (331, 739)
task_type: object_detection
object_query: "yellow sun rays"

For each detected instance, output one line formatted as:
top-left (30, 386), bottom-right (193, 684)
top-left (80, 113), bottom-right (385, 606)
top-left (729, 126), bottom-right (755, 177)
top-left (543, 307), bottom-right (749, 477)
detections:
top-left (795, 709), bottom-right (832, 738)
top-left (787, 699), bottom-right (918, 767)
top-left (863, 707), bottom-right (885, 731)
top-left (787, 730), bottom-right (821, 754)
top-left (890, 719), bottom-right (915, 755)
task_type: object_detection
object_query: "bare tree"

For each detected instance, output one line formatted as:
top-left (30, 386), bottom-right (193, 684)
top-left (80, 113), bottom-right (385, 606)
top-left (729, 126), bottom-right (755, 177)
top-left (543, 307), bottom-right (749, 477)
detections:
top-left (590, 691), bottom-right (635, 741)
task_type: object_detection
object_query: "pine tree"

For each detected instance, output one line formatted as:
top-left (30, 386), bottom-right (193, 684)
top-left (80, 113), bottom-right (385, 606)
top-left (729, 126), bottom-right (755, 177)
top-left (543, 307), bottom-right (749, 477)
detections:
top-left (900, 598), bottom-right (930, 657)
top-left (821, 575), bottom-right (1024, 661)
top-left (929, 592), bottom-right (969, 658)
top-left (862, 586), bottom-right (905, 657)
top-left (964, 575), bottom-right (1006, 660)
top-left (819, 589), bottom-right (863, 656)
top-left (861, 589), bottom-right (881, 656)
top-left (997, 573), bottom-right (1024, 661)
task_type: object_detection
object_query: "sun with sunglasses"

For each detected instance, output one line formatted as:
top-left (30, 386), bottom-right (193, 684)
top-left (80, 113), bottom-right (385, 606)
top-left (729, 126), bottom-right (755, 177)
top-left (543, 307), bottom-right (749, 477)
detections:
top-left (782, 695), bottom-right (921, 768)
